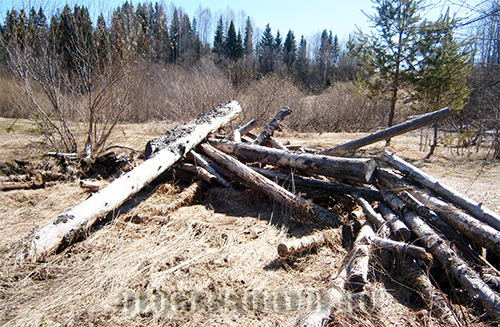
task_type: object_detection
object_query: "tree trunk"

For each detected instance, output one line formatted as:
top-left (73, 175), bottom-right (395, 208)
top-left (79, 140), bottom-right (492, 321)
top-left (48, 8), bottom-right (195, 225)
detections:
top-left (250, 166), bottom-right (381, 200)
top-left (369, 235), bottom-right (431, 261)
top-left (199, 143), bottom-right (339, 226)
top-left (353, 196), bottom-right (390, 237)
top-left (411, 190), bottom-right (500, 256)
top-left (177, 163), bottom-right (216, 183)
top-left (380, 150), bottom-right (500, 232)
top-left (254, 107), bottom-right (292, 145)
top-left (210, 140), bottom-right (377, 184)
top-left (232, 119), bottom-right (258, 142)
top-left (321, 107), bottom-right (452, 156)
top-left (347, 222), bottom-right (375, 292)
top-left (277, 232), bottom-right (326, 257)
top-left (28, 101), bottom-right (242, 261)
top-left (377, 203), bottom-right (411, 241)
top-left (403, 210), bottom-right (500, 320)
top-left (186, 150), bottom-right (231, 187)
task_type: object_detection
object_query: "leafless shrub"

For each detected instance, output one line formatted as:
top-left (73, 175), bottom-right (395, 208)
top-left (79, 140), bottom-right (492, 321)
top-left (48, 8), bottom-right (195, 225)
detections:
top-left (292, 82), bottom-right (388, 132)
top-left (236, 74), bottom-right (304, 125)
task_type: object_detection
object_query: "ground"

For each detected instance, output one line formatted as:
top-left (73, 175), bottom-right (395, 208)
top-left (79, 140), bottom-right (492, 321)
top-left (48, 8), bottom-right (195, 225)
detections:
top-left (0, 117), bottom-right (499, 326)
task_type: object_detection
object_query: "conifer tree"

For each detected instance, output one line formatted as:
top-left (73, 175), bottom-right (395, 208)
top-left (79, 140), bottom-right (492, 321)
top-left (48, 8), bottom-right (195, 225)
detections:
top-left (258, 23), bottom-right (276, 74)
top-left (283, 29), bottom-right (297, 69)
top-left (225, 20), bottom-right (243, 60)
top-left (244, 17), bottom-right (253, 56)
top-left (213, 15), bottom-right (225, 56)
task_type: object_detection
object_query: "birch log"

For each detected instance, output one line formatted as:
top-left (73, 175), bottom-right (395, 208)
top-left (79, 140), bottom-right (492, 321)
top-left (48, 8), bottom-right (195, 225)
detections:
top-left (321, 107), bottom-right (452, 156)
top-left (403, 210), bottom-right (500, 320)
top-left (380, 150), bottom-right (500, 231)
top-left (186, 150), bottom-right (231, 187)
top-left (347, 222), bottom-right (375, 292)
top-left (369, 236), bottom-right (431, 261)
top-left (199, 143), bottom-right (340, 226)
top-left (232, 119), bottom-right (258, 142)
top-left (377, 203), bottom-right (411, 241)
top-left (353, 196), bottom-right (390, 237)
top-left (254, 107), bottom-right (292, 145)
top-left (277, 232), bottom-right (326, 257)
top-left (210, 140), bottom-right (377, 184)
top-left (28, 101), bottom-right (241, 261)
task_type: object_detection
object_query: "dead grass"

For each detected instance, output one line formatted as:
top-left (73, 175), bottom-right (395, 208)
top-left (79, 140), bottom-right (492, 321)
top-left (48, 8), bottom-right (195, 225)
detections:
top-left (0, 118), bottom-right (499, 326)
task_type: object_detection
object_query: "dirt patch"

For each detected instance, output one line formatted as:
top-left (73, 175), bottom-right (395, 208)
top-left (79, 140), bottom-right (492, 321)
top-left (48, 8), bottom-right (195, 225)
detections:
top-left (1, 118), bottom-right (498, 326)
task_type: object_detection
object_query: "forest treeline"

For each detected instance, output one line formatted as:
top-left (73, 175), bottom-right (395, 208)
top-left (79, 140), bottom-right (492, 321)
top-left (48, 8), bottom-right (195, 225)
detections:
top-left (0, 0), bottom-right (499, 158)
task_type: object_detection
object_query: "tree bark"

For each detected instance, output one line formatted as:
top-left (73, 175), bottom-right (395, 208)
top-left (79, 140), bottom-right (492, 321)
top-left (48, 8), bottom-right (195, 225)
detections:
top-left (199, 143), bottom-right (339, 226)
top-left (380, 150), bottom-right (500, 232)
top-left (28, 101), bottom-right (241, 261)
top-left (177, 163), bottom-right (216, 183)
top-left (321, 107), bottom-right (452, 156)
top-left (369, 235), bottom-right (431, 261)
top-left (254, 107), bottom-right (292, 145)
top-left (403, 210), bottom-right (500, 320)
top-left (210, 139), bottom-right (377, 184)
top-left (377, 203), bottom-right (411, 241)
top-left (232, 119), bottom-right (258, 142)
top-left (347, 222), bottom-right (375, 292)
top-left (353, 196), bottom-right (390, 237)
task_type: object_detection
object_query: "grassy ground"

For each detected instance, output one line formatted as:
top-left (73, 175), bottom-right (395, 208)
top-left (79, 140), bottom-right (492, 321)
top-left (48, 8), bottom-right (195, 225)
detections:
top-left (0, 117), bottom-right (499, 326)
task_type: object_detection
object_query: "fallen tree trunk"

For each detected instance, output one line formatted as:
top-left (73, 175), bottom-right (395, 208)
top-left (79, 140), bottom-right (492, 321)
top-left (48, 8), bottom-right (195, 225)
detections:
top-left (403, 210), bottom-right (500, 320)
top-left (210, 139), bottom-right (377, 184)
top-left (377, 203), bottom-right (411, 241)
top-left (177, 163), bottom-right (216, 183)
top-left (353, 196), bottom-right (390, 237)
top-left (199, 143), bottom-right (339, 226)
top-left (380, 150), bottom-right (500, 232)
top-left (254, 107), bottom-right (292, 146)
top-left (27, 101), bottom-right (241, 261)
top-left (251, 167), bottom-right (381, 200)
top-left (347, 222), bottom-right (375, 292)
top-left (321, 107), bottom-right (452, 156)
top-left (369, 235), bottom-right (431, 261)
top-left (277, 232), bottom-right (326, 257)
top-left (411, 190), bottom-right (500, 256)
top-left (233, 119), bottom-right (258, 142)
top-left (186, 150), bottom-right (231, 187)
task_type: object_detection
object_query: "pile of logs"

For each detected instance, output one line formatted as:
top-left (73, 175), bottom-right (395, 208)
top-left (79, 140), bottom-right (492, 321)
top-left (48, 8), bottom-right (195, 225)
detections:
top-left (22, 101), bottom-right (500, 324)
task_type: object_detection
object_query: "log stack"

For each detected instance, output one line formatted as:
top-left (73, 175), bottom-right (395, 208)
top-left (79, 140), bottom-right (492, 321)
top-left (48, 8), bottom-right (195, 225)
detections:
top-left (19, 103), bottom-right (500, 324)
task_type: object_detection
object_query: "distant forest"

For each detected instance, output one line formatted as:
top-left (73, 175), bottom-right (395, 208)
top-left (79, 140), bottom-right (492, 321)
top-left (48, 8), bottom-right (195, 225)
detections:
top-left (0, 1), bottom-right (499, 158)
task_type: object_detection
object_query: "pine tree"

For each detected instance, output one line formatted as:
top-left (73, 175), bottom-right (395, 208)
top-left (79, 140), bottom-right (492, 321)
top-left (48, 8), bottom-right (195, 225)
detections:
top-left (354, 0), bottom-right (425, 128)
top-left (258, 23), bottom-right (275, 74)
top-left (283, 29), bottom-right (297, 69)
top-left (318, 29), bottom-right (333, 86)
top-left (296, 36), bottom-right (309, 87)
top-left (244, 17), bottom-right (253, 56)
top-left (225, 20), bottom-right (242, 60)
top-left (213, 15), bottom-right (225, 56)
top-left (169, 8), bottom-right (180, 63)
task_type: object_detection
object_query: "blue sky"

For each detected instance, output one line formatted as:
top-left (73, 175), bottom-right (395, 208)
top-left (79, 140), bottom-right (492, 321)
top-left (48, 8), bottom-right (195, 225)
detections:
top-left (0, 0), bottom-right (482, 42)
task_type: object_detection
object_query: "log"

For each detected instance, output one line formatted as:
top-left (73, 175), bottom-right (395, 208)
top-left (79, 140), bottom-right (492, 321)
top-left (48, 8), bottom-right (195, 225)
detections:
top-left (177, 163), bottom-right (216, 183)
top-left (199, 143), bottom-right (340, 226)
top-left (186, 150), bottom-right (231, 187)
top-left (232, 119), bottom-right (258, 142)
top-left (321, 107), bottom-right (453, 156)
top-left (159, 180), bottom-right (202, 215)
top-left (353, 196), bottom-right (390, 237)
top-left (210, 139), bottom-right (377, 184)
top-left (369, 235), bottom-right (431, 261)
top-left (380, 150), bottom-right (500, 232)
top-left (411, 190), bottom-right (500, 256)
top-left (27, 101), bottom-right (241, 261)
top-left (254, 107), bottom-right (292, 145)
top-left (277, 232), bottom-right (326, 257)
top-left (250, 167), bottom-right (381, 200)
top-left (403, 210), bottom-right (500, 320)
top-left (399, 257), bottom-right (460, 326)
top-left (79, 180), bottom-right (101, 192)
top-left (347, 222), bottom-right (375, 292)
top-left (377, 203), bottom-right (411, 241)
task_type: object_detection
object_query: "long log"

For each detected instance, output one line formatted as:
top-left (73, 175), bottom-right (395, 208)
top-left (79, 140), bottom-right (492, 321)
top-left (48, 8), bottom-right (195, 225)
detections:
top-left (321, 107), bottom-right (453, 156)
top-left (411, 190), bottom-right (500, 256)
top-left (27, 101), bottom-right (241, 261)
top-left (199, 143), bottom-right (339, 226)
top-left (277, 232), bottom-right (326, 257)
top-left (353, 196), bottom-right (390, 237)
top-left (347, 222), bottom-right (374, 292)
top-left (177, 163), bottom-right (216, 183)
top-left (254, 107), bottom-right (292, 145)
top-left (403, 210), bottom-right (500, 320)
top-left (369, 236), bottom-right (431, 261)
top-left (232, 119), bottom-right (258, 142)
top-left (250, 167), bottom-right (381, 200)
top-left (377, 203), bottom-right (411, 241)
top-left (210, 139), bottom-right (377, 184)
top-left (186, 150), bottom-right (231, 187)
top-left (380, 150), bottom-right (500, 231)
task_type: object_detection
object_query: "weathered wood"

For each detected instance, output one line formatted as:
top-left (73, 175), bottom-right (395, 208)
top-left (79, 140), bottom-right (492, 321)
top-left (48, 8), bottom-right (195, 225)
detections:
top-left (380, 150), bottom-right (500, 231)
top-left (403, 209), bottom-right (500, 320)
top-left (199, 143), bottom-right (340, 226)
top-left (277, 232), bottom-right (326, 257)
top-left (159, 180), bottom-right (202, 215)
top-left (347, 222), bottom-right (375, 292)
top-left (250, 167), bottom-right (381, 200)
top-left (321, 107), bottom-right (453, 156)
top-left (232, 119), bottom-right (258, 142)
top-left (186, 150), bottom-right (231, 187)
top-left (354, 196), bottom-right (390, 237)
top-left (210, 139), bottom-right (377, 184)
top-left (399, 257), bottom-right (460, 326)
top-left (254, 107), bottom-right (292, 145)
top-left (177, 163), bottom-right (216, 183)
top-left (411, 190), bottom-right (500, 256)
top-left (377, 203), bottom-right (411, 241)
top-left (369, 235), bottom-right (431, 261)
top-left (79, 180), bottom-right (101, 191)
top-left (28, 101), bottom-right (241, 261)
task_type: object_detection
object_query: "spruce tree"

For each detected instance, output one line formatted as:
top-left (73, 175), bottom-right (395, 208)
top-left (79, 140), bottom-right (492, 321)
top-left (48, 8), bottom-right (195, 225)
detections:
top-left (283, 29), bottom-right (297, 69)
top-left (244, 17), bottom-right (253, 56)
top-left (258, 23), bottom-right (275, 74)
top-left (213, 15), bottom-right (225, 56)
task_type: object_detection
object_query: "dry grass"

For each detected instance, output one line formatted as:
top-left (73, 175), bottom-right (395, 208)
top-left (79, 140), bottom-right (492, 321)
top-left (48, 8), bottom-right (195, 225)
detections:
top-left (0, 117), bottom-right (499, 326)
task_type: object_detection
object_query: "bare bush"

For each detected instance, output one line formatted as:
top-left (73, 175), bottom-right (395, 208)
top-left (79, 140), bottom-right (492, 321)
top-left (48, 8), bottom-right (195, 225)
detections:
top-left (127, 58), bottom-right (234, 123)
top-left (236, 74), bottom-right (304, 125)
top-left (293, 82), bottom-right (389, 132)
